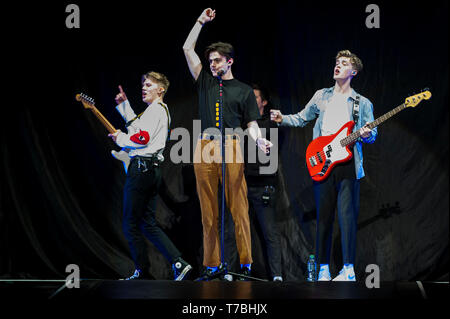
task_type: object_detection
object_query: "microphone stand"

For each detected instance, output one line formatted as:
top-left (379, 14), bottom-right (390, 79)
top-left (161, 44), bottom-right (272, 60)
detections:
top-left (217, 73), bottom-right (267, 282)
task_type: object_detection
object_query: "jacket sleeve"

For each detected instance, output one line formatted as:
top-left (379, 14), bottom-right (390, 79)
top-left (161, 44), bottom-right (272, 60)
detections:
top-left (360, 99), bottom-right (377, 144)
top-left (280, 90), bottom-right (321, 128)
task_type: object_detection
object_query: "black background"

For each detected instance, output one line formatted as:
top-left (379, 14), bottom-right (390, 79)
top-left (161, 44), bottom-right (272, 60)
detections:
top-left (1, 0), bottom-right (448, 283)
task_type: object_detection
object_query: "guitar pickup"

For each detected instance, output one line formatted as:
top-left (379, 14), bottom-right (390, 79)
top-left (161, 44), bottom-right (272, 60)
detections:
top-left (325, 145), bottom-right (332, 158)
top-left (309, 156), bottom-right (318, 167)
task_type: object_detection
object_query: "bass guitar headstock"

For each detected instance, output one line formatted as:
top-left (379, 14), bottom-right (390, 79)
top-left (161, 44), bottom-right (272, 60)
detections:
top-left (405, 89), bottom-right (431, 108)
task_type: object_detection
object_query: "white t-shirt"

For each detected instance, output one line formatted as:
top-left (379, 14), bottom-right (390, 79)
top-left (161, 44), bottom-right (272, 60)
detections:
top-left (321, 92), bottom-right (351, 136)
top-left (115, 99), bottom-right (170, 160)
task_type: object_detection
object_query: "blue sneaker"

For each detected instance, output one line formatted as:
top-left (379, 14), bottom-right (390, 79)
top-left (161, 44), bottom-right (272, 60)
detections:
top-left (120, 269), bottom-right (142, 280)
top-left (195, 263), bottom-right (226, 281)
top-left (172, 258), bottom-right (193, 281)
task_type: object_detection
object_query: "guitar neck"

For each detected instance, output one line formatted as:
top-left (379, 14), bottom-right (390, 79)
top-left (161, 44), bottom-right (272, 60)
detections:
top-left (89, 106), bottom-right (117, 134)
top-left (341, 103), bottom-right (406, 146)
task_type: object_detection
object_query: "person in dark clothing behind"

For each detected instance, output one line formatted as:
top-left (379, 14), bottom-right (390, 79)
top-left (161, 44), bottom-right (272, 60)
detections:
top-left (245, 84), bottom-right (283, 281)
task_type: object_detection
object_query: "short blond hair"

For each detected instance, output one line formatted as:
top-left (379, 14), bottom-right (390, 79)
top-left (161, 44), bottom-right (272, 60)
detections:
top-left (142, 71), bottom-right (170, 96)
top-left (336, 50), bottom-right (363, 72)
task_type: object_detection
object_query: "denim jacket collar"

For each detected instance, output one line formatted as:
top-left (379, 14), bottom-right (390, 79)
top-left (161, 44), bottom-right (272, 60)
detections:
top-left (323, 86), bottom-right (359, 101)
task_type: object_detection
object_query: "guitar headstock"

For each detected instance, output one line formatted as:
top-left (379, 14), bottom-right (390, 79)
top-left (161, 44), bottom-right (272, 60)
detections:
top-left (75, 93), bottom-right (96, 110)
top-left (405, 89), bottom-right (431, 108)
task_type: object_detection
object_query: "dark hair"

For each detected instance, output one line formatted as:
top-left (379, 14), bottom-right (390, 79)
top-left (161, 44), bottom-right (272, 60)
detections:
top-left (252, 83), bottom-right (270, 103)
top-left (204, 42), bottom-right (235, 61)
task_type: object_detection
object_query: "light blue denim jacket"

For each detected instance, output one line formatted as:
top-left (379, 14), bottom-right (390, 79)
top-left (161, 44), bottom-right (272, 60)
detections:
top-left (281, 87), bottom-right (377, 179)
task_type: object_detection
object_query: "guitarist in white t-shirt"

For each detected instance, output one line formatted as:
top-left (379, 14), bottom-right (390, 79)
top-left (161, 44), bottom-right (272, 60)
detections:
top-left (271, 50), bottom-right (377, 281)
top-left (109, 72), bottom-right (192, 281)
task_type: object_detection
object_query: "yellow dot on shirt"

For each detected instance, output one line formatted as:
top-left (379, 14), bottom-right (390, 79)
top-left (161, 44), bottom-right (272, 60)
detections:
top-left (216, 123), bottom-right (219, 127)
top-left (216, 103), bottom-right (219, 107)
top-left (216, 112), bottom-right (219, 116)
top-left (216, 117), bottom-right (219, 121)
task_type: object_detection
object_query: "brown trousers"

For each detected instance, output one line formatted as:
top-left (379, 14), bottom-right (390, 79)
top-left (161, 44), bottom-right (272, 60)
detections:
top-left (194, 137), bottom-right (252, 267)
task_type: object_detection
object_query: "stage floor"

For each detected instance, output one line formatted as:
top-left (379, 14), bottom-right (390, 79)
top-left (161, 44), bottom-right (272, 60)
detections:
top-left (1, 279), bottom-right (447, 317)
top-left (0, 279), bottom-right (447, 300)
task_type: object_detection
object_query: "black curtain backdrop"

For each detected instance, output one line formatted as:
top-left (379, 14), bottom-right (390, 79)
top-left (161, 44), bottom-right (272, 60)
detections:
top-left (1, 1), bottom-right (448, 282)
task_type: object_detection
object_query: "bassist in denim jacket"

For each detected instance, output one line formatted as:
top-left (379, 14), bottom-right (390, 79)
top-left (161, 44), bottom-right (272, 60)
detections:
top-left (271, 50), bottom-right (377, 281)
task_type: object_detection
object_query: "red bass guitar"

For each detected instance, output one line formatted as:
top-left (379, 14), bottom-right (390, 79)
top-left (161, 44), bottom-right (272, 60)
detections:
top-left (306, 90), bottom-right (431, 182)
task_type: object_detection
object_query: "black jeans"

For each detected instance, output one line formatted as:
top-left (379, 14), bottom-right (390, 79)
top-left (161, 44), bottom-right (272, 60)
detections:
top-left (122, 157), bottom-right (181, 275)
top-left (313, 159), bottom-right (360, 266)
top-left (247, 185), bottom-right (282, 277)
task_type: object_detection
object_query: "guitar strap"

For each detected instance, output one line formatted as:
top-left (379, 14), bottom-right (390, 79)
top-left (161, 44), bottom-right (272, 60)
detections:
top-left (352, 95), bottom-right (360, 124)
top-left (125, 112), bottom-right (144, 128)
top-left (158, 102), bottom-right (172, 141)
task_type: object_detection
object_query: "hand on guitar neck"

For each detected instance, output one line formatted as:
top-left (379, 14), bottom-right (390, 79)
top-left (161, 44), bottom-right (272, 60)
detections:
top-left (108, 130), bottom-right (122, 143)
top-left (359, 122), bottom-right (372, 139)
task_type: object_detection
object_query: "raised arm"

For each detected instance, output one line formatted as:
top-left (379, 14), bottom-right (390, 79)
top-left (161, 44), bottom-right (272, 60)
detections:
top-left (114, 85), bottom-right (137, 123)
top-left (182, 8), bottom-right (216, 81)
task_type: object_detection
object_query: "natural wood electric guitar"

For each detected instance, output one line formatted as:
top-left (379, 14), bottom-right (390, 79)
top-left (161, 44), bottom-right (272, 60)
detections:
top-left (306, 90), bottom-right (431, 182)
top-left (76, 93), bottom-right (130, 173)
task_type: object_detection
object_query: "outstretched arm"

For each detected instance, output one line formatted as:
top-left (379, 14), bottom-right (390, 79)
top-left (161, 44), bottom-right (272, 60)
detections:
top-left (270, 90), bottom-right (322, 127)
top-left (182, 8), bottom-right (216, 81)
top-left (247, 121), bottom-right (273, 154)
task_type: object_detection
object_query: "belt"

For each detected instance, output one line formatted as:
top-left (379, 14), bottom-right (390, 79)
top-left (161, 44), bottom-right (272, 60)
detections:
top-left (131, 155), bottom-right (161, 172)
top-left (132, 155), bottom-right (159, 161)
top-left (199, 133), bottom-right (240, 141)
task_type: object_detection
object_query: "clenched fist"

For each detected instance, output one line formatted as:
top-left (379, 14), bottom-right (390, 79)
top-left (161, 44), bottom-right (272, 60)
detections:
top-left (270, 109), bottom-right (283, 123)
top-left (198, 8), bottom-right (216, 24)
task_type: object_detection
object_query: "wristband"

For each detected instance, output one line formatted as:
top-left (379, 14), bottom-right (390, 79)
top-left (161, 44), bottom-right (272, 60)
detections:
top-left (197, 19), bottom-right (204, 26)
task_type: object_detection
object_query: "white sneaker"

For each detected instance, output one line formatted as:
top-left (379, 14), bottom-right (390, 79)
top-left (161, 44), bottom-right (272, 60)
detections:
top-left (332, 265), bottom-right (356, 281)
top-left (222, 274), bottom-right (233, 281)
top-left (317, 265), bottom-right (331, 281)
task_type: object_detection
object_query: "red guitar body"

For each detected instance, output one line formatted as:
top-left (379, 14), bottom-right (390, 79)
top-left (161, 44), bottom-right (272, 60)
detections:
top-left (305, 121), bottom-right (355, 182)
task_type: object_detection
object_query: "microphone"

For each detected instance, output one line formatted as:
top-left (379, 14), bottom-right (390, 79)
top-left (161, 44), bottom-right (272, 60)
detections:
top-left (217, 69), bottom-right (225, 77)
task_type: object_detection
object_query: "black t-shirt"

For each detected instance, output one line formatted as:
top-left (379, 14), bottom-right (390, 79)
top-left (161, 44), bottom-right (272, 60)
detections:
top-left (196, 67), bottom-right (260, 132)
